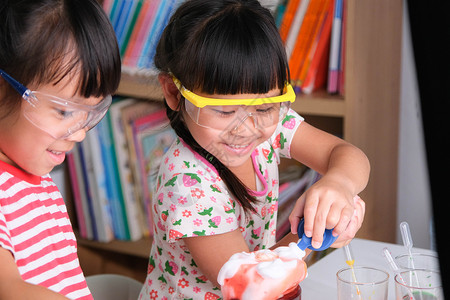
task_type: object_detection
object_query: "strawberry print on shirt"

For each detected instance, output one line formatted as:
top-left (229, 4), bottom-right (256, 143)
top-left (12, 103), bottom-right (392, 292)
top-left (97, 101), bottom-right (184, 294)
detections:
top-left (139, 109), bottom-right (303, 300)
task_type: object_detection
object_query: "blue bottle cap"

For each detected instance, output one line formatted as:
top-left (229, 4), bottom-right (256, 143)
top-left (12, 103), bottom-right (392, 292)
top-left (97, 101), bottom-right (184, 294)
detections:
top-left (296, 219), bottom-right (338, 251)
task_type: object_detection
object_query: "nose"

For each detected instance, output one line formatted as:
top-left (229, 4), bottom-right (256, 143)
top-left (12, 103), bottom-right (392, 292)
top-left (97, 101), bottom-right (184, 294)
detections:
top-left (65, 127), bottom-right (87, 142)
top-left (230, 113), bottom-right (258, 135)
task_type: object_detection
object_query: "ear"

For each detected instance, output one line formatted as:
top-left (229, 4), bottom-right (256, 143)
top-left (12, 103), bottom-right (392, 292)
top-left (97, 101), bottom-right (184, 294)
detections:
top-left (158, 73), bottom-right (181, 111)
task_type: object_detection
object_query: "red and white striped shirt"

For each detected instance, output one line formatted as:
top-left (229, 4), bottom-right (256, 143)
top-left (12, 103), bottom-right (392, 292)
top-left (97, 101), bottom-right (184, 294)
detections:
top-left (0, 160), bottom-right (92, 300)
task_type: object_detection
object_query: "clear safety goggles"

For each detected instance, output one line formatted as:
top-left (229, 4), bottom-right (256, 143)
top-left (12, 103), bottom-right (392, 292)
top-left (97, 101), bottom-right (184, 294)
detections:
top-left (172, 77), bottom-right (296, 132)
top-left (0, 69), bottom-right (111, 139)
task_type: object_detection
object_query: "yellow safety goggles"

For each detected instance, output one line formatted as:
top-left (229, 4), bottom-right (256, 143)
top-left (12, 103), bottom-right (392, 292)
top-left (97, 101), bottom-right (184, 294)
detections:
top-left (172, 77), bottom-right (296, 107)
top-left (172, 76), bottom-right (296, 132)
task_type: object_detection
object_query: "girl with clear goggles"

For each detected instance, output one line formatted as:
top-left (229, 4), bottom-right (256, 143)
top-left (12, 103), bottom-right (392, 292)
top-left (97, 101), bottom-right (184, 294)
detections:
top-left (172, 76), bottom-right (296, 132)
top-left (0, 69), bottom-right (111, 140)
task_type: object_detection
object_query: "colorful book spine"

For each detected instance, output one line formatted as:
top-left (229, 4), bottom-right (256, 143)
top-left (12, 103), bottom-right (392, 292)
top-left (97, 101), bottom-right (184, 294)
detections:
top-left (110, 0), bottom-right (126, 33)
top-left (327, 0), bottom-right (343, 93)
top-left (290, 0), bottom-right (327, 90)
top-left (285, 0), bottom-right (310, 60)
top-left (85, 128), bottom-right (115, 242)
top-left (301, 0), bottom-right (334, 93)
top-left (66, 150), bottom-right (89, 239)
top-left (337, 0), bottom-right (346, 96)
top-left (114, 0), bottom-right (134, 47)
top-left (279, 0), bottom-right (302, 43)
top-left (138, 0), bottom-right (181, 68)
top-left (123, 0), bottom-right (161, 67)
top-left (109, 98), bottom-right (143, 241)
top-left (96, 112), bottom-right (130, 240)
top-left (119, 0), bottom-right (144, 56)
top-left (296, 0), bottom-right (332, 89)
top-left (77, 142), bottom-right (98, 240)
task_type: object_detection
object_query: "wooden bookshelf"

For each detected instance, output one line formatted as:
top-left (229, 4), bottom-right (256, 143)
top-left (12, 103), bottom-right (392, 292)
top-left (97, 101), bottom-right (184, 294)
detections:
top-left (77, 233), bottom-right (151, 259)
top-left (77, 0), bottom-right (403, 281)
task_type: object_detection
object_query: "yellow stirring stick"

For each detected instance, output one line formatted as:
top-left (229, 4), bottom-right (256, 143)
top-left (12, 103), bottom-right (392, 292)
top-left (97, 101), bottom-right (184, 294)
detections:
top-left (344, 244), bottom-right (363, 299)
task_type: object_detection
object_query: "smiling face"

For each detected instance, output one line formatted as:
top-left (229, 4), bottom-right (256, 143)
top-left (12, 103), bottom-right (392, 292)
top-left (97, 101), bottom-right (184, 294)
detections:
top-left (182, 88), bottom-right (281, 170)
top-left (0, 72), bottom-right (104, 176)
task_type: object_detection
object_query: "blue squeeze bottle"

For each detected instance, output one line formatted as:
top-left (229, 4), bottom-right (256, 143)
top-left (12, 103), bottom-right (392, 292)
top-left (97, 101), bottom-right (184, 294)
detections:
top-left (296, 219), bottom-right (337, 251)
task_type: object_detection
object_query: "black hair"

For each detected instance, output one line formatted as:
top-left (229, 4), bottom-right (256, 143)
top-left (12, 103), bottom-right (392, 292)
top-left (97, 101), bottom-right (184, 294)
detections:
top-left (0, 0), bottom-right (121, 118)
top-left (155, 0), bottom-right (290, 214)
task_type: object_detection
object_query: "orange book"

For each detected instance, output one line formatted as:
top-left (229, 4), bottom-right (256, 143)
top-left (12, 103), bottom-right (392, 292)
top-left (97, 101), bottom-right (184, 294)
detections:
top-left (301, 4), bottom-right (333, 94)
top-left (288, 0), bottom-right (327, 86)
top-left (297, 0), bottom-right (333, 88)
top-left (279, 0), bottom-right (302, 43)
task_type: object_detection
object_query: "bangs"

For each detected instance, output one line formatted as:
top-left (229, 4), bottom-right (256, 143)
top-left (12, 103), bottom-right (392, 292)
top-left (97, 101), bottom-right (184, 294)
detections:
top-left (174, 3), bottom-right (289, 96)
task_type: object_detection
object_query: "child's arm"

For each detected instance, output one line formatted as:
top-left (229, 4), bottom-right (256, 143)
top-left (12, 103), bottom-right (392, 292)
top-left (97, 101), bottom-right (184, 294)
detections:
top-left (0, 247), bottom-right (70, 300)
top-left (288, 121), bottom-right (370, 249)
top-left (183, 228), bottom-right (250, 287)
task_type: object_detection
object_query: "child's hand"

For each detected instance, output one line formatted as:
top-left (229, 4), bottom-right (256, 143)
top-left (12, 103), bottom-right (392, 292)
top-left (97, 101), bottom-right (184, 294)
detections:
top-left (288, 176), bottom-right (364, 249)
top-left (330, 196), bottom-right (365, 248)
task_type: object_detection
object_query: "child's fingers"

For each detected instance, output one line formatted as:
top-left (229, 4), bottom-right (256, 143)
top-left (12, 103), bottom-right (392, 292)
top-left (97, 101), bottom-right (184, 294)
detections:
top-left (310, 197), bottom-right (331, 249)
top-left (330, 204), bottom-right (354, 237)
top-left (301, 193), bottom-right (320, 239)
top-left (330, 197), bottom-right (366, 248)
top-left (288, 194), bottom-right (306, 234)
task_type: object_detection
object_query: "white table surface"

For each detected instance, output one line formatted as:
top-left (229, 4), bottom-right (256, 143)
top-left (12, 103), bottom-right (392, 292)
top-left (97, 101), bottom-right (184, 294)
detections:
top-left (300, 238), bottom-right (438, 299)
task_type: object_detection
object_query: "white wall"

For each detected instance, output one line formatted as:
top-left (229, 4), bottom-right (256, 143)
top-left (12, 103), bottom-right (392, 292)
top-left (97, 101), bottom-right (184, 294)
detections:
top-left (396, 0), bottom-right (433, 249)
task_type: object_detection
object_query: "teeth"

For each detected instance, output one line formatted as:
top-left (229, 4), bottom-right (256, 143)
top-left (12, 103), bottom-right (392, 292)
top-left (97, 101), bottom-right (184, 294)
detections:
top-left (50, 150), bottom-right (63, 155)
top-left (229, 144), bottom-right (248, 149)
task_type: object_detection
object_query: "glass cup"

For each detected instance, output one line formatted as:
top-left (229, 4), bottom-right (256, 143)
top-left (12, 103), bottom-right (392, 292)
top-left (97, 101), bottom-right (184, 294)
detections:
top-left (336, 266), bottom-right (389, 300)
top-left (395, 253), bottom-right (440, 272)
top-left (394, 269), bottom-right (443, 300)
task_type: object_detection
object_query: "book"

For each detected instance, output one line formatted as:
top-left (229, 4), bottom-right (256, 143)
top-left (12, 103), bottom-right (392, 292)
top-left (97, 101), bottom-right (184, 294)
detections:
top-left (77, 142), bottom-right (98, 240)
top-left (119, 100), bottom-right (165, 237)
top-left (337, 0), bottom-right (346, 96)
top-left (132, 110), bottom-right (176, 233)
top-left (109, 97), bottom-right (143, 241)
top-left (285, 0), bottom-right (310, 60)
top-left (66, 149), bottom-right (91, 239)
top-left (138, 0), bottom-right (182, 68)
top-left (279, 0), bottom-right (302, 43)
top-left (109, 0), bottom-right (126, 33)
top-left (289, 0), bottom-right (328, 89)
top-left (122, 0), bottom-right (161, 67)
top-left (95, 112), bottom-right (130, 240)
top-left (327, 0), bottom-right (343, 94)
top-left (114, 0), bottom-right (135, 49)
top-left (300, 0), bottom-right (334, 93)
top-left (119, 0), bottom-right (144, 56)
top-left (296, 0), bottom-right (333, 89)
top-left (83, 128), bottom-right (115, 242)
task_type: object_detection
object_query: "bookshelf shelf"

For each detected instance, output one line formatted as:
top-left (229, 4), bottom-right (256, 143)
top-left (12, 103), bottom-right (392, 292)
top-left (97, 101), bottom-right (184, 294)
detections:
top-left (77, 234), bottom-right (151, 259)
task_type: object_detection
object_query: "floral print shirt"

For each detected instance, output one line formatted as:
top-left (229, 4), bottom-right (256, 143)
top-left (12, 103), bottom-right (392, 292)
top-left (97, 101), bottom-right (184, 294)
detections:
top-left (139, 109), bottom-right (303, 300)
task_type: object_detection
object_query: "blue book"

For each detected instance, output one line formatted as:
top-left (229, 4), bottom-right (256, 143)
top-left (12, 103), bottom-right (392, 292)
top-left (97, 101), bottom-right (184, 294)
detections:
top-left (77, 142), bottom-right (98, 240)
top-left (138, 0), bottom-right (181, 68)
top-left (327, 0), bottom-right (343, 93)
top-left (146, 0), bottom-right (184, 68)
top-left (114, 0), bottom-right (135, 49)
top-left (96, 112), bottom-right (129, 240)
top-left (111, 0), bottom-right (126, 33)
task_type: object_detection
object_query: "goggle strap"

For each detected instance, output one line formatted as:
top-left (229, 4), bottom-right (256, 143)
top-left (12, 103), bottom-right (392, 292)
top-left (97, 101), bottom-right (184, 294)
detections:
top-left (0, 69), bottom-right (28, 95)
